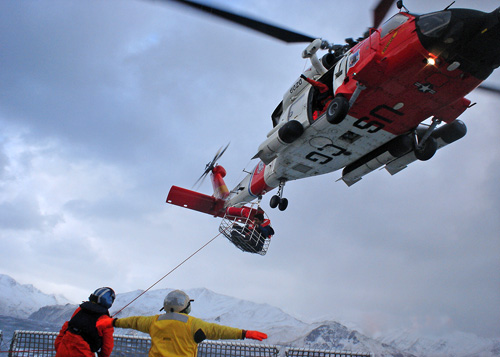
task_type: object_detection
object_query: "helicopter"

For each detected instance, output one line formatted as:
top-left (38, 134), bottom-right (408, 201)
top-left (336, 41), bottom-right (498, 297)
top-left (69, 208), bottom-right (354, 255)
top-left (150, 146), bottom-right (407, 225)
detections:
top-left (166, 0), bottom-right (500, 244)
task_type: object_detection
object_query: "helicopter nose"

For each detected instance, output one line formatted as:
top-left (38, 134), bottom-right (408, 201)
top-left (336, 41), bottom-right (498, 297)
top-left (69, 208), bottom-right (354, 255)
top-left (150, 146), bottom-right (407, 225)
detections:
top-left (416, 8), bottom-right (500, 80)
top-left (458, 8), bottom-right (500, 79)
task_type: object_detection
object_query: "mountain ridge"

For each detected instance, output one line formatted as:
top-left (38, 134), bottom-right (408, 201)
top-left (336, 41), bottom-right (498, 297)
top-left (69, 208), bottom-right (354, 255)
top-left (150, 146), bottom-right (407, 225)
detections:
top-left (0, 274), bottom-right (71, 318)
top-left (1, 274), bottom-right (498, 357)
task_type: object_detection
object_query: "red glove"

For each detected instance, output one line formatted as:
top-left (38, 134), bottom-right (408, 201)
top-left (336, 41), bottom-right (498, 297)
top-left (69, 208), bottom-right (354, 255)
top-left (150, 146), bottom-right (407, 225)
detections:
top-left (96, 316), bottom-right (116, 329)
top-left (244, 330), bottom-right (267, 341)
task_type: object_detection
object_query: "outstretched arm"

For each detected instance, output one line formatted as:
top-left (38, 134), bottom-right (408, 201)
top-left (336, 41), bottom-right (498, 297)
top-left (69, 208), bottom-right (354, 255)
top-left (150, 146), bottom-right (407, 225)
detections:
top-left (191, 317), bottom-right (267, 342)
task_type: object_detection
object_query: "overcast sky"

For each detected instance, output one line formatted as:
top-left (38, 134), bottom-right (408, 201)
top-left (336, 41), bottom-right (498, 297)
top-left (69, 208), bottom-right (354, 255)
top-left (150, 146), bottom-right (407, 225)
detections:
top-left (1, 0), bottom-right (499, 340)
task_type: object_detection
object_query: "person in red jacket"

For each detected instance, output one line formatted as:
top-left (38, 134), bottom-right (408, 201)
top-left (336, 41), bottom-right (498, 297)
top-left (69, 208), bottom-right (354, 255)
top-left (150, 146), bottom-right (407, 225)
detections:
top-left (300, 74), bottom-right (333, 120)
top-left (55, 287), bottom-right (115, 357)
top-left (247, 213), bottom-right (274, 252)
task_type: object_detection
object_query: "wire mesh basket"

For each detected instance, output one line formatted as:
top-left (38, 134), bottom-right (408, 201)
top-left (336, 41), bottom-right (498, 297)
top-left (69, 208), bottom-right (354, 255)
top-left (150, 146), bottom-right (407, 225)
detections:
top-left (219, 208), bottom-right (272, 255)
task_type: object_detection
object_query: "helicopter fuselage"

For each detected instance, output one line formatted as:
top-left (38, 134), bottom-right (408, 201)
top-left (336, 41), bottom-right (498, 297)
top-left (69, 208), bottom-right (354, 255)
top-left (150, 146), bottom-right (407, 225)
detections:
top-left (167, 5), bottom-right (499, 215)
top-left (225, 8), bottom-right (497, 208)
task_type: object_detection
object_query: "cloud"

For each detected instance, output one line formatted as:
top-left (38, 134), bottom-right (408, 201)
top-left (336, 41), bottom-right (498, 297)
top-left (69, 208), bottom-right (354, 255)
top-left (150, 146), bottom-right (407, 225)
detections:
top-left (0, 0), bottom-right (499, 341)
top-left (0, 197), bottom-right (62, 231)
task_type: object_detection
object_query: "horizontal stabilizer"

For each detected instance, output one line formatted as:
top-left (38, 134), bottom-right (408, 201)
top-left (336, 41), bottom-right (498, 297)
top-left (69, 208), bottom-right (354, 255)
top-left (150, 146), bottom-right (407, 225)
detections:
top-left (166, 186), bottom-right (226, 218)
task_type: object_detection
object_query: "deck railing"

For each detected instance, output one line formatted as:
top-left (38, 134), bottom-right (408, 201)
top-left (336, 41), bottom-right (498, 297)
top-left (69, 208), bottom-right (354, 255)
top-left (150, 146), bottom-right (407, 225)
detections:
top-left (3, 330), bottom-right (372, 357)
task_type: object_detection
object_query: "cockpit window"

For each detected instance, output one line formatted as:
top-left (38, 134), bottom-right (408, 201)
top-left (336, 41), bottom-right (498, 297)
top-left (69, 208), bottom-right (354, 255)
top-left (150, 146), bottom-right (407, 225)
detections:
top-left (380, 13), bottom-right (409, 38)
top-left (417, 11), bottom-right (452, 37)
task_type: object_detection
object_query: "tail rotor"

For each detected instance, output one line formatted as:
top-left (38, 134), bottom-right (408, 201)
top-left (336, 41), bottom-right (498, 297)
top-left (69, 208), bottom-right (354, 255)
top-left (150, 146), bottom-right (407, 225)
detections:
top-left (193, 143), bottom-right (230, 189)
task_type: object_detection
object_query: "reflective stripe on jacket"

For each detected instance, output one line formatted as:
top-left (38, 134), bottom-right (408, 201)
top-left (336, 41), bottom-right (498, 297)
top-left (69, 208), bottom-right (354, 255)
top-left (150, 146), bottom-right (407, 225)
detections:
top-left (115, 312), bottom-right (243, 357)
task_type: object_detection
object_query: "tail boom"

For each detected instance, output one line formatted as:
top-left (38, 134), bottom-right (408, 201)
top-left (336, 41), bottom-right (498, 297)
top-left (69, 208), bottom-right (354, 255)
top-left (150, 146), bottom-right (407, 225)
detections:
top-left (166, 186), bottom-right (226, 217)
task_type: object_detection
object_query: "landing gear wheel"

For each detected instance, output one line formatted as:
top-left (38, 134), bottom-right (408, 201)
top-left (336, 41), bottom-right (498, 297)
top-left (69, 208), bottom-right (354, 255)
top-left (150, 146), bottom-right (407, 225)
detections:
top-left (326, 96), bottom-right (350, 124)
top-left (278, 198), bottom-right (288, 211)
top-left (415, 136), bottom-right (437, 161)
top-left (271, 180), bottom-right (288, 210)
top-left (270, 195), bottom-right (280, 209)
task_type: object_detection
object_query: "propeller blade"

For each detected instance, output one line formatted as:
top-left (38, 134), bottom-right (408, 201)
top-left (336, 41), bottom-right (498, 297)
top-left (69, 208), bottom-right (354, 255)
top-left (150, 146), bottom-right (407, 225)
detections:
top-left (478, 83), bottom-right (500, 95)
top-left (213, 142), bottom-right (229, 163)
top-left (193, 170), bottom-right (209, 190)
top-left (192, 143), bottom-right (230, 189)
top-left (161, 0), bottom-right (316, 43)
top-left (373, 0), bottom-right (396, 29)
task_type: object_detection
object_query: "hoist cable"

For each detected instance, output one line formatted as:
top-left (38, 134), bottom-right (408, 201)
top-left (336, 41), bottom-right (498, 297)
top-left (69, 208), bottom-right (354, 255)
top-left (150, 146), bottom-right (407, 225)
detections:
top-left (112, 231), bottom-right (222, 317)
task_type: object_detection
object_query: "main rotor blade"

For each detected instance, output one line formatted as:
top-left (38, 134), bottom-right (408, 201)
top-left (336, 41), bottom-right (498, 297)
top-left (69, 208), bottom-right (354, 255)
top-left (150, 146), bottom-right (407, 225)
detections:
top-left (160, 0), bottom-right (316, 43)
top-left (478, 83), bottom-right (500, 95)
top-left (373, 0), bottom-right (396, 29)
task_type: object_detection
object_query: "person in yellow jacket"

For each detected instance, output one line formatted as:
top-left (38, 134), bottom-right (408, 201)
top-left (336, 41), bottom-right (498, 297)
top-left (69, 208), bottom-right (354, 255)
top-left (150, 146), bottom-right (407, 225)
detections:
top-left (96, 289), bottom-right (267, 357)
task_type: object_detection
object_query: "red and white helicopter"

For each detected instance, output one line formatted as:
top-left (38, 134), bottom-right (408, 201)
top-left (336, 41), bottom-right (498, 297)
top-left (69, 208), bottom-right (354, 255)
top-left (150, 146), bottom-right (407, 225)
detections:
top-left (165, 0), bottom-right (500, 252)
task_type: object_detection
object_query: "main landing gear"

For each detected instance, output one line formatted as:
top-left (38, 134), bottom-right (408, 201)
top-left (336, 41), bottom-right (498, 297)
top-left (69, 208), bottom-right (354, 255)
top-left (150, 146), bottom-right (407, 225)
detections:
top-left (269, 181), bottom-right (288, 211)
top-left (414, 117), bottom-right (440, 161)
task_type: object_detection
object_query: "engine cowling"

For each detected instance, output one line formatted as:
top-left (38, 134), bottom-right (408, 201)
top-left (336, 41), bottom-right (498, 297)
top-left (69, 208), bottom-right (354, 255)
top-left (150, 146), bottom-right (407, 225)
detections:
top-left (255, 120), bottom-right (304, 164)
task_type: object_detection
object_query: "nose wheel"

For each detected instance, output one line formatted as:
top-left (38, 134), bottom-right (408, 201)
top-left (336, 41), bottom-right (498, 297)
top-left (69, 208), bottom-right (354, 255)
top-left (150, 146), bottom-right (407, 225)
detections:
top-left (270, 181), bottom-right (288, 211)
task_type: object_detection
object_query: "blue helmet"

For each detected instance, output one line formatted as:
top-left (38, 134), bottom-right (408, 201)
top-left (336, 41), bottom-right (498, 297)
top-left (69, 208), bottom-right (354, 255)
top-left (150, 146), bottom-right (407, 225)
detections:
top-left (89, 287), bottom-right (115, 309)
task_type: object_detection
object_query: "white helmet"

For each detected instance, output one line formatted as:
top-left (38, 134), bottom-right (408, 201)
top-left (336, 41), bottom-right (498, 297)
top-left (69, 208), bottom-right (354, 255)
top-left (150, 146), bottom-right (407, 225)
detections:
top-left (163, 290), bottom-right (194, 314)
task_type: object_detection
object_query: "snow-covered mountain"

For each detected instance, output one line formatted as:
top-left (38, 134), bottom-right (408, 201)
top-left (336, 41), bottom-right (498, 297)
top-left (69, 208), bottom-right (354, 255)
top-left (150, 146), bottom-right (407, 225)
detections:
top-left (1, 274), bottom-right (499, 357)
top-left (378, 329), bottom-right (500, 357)
top-left (0, 274), bottom-right (71, 318)
top-left (0, 276), bottom-right (410, 356)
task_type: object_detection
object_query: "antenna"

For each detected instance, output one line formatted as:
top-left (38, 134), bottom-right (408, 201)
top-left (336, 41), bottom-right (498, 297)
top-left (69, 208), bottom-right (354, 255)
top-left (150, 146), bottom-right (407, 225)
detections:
top-left (397, 1), bottom-right (409, 12)
top-left (444, 1), bottom-right (456, 11)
